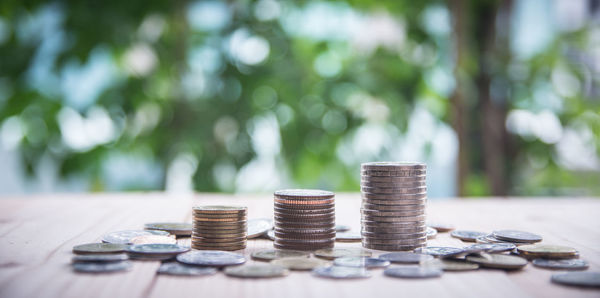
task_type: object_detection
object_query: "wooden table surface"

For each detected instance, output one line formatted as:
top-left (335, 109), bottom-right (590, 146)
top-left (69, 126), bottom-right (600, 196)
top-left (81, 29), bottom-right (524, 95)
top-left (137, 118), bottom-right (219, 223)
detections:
top-left (0, 193), bottom-right (599, 298)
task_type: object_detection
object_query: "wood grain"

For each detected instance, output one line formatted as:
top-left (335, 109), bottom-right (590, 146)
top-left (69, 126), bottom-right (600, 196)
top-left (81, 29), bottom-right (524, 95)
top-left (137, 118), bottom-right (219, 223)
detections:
top-left (0, 193), bottom-right (598, 298)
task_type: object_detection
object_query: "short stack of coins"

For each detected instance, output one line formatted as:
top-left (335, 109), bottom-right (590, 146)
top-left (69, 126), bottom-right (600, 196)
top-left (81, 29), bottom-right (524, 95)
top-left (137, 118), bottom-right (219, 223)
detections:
top-left (192, 206), bottom-right (247, 251)
top-left (360, 162), bottom-right (427, 251)
top-left (273, 189), bottom-right (336, 251)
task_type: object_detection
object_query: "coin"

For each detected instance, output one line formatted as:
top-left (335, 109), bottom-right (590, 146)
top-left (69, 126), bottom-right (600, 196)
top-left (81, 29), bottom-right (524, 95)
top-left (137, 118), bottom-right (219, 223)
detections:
top-left (72, 254), bottom-right (129, 263)
top-left (72, 261), bottom-right (132, 273)
top-left (224, 264), bottom-right (289, 278)
top-left (466, 254), bottom-right (528, 270)
top-left (312, 266), bottom-right (371, 279)
top-left (130, 235), bottom-right (177, 245)
top-left (275, 231), bottom-right (336, 239)
top-left (266, 230), bottom-right (275, 240)
top-left (517, 244), bottom-right (577, 259)
top-left (157, 262), bottom-right (218, 276)
top-left (361, 215), bottom-right (426, 222)
top-left (333, 257), bottom-right (390, 269)
top-left (274, 198), bottom-right (335, 205)
top-left (361, 170), bottom-right (427, 177)
top-left (363, 198), bottom-right (427, 205)
top-left (73, 243), bottom-right (129, 255)
top-left (361, 209), bottom-right (424, 217)
top-left (102, 230), bottom-right (170, 244)
top-left (274, 189), bottom-right (335, 199)
top-left (361, 232), bottom-right (427, 240)
top-left (416, 247), bottom-right (465, 258)
top-left (193, 216), bottom-right (246, 222)
top-left (361, 226), bottom-right (426, 234)
top-left (362, 203), bottom-right (425, 212)
top-left (361, 186), bottom-right (427, 194)
top-left (551, 272), bottom-right (600, 288)
top-left (314, 248), bottom-right (372, 260)
top-left (362, 243), bottom-right (424, 251)
top-left (450, 230), bottom-right (487, 242)
top-left (126, 243), bottom-right (190, 255)
top-left (275, 238), bottom-right (335, 247)
top-left (492, 230), bottom-right (542, 243)
top-left (274, 212), bottom-right (335, 221)
top-left (361, 176), bottom-right (426, 183)
top-left (144, 223), bottom-right (192, 236)
top-left (274, 242), bottom-right (333, 251)
top-left (192, 231), bottom-right (247, 238)
top-left (427, 222), bottom-right (455, 232)
top-left (275, 227), bottom-right (336, 234)
top-left (251, 249), bottom-right (310, 261)
top-left (379, 252), bottom-right (433, 264)
top-left (532, 259), bottom-right (589, 271)
top-left (361, 161), bottom-right (427, 170)
top-left (192, 206), bottom-right (247, 213)
top-left (384, 266), bottom-right (442, 278)
top-left (273, 220), bottom-right (335, 229)
top-left (176, 250), bottom-right (246, 267)
top-left (426, 227), bottom-right (437, 239)
top-left (464, 243), bottom-right (516, 253)
top-left (191, 244), bottom-right (246, 251)
top-left (336, 232), bottom-right (361, 242)
top-left (360, 181), bottom-right (427, 188)
top-left (422, 259), bottom-right (479, 271)
top-left (271, 257), bottom-right (330, 271)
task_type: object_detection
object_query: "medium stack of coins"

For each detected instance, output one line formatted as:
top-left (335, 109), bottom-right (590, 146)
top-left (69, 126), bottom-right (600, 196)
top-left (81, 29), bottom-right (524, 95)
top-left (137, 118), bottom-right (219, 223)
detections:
top-left (273, 189), bottom-right (336, 251)
top-left (192, 206), bottom-right (247, 251)
top-left (360, 162), bottom-right (427, 251)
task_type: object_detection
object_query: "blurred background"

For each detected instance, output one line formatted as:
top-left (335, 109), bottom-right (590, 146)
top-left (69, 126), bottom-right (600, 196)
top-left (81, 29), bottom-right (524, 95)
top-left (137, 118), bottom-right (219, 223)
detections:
top-left (0, 0), bottom-right (598, 198)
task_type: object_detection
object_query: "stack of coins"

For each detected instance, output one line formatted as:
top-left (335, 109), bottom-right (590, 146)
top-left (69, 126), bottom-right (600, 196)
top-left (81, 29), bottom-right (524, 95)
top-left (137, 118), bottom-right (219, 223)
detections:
top-left (192, 206), bottom-right (247, 251)
top-left (360, 162), bottom-right (427, 251)
top-left (273, 189), bottom-right (336, 251)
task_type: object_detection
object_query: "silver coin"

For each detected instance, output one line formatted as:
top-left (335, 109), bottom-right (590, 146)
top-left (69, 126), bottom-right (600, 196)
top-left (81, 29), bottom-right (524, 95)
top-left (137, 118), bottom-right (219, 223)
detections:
top-left (362, 203), bottom-right (426, 212)
top-left (72, 261), bottom-right (132, 273)
top-left (271, 257), bottom-right (330, 271)
top-left (361, 232), bottom-right (427, 240)
top-left (144, 223), bottom-right (192, 236)
top-left (361, 209), bottom-right (425, 217)
top-left (336, 232), bottom-right (362, 242)
top-left (274, 189), bottom-right (335, 198)
top-left (466, 254), bottom-right (528, 270)
top-left (102, 230), bottom-right (169, 244)
top-left (314, 248), bottom-right (372, 260)
top-left (251, 249), bottom-right (310, 261)
top-left (72, 254), bottom-right (129, 263)
top-left (361, 176), bottom-right (426, 183)
top-left (333, 257), bottom-right (390, 269)
top-left (533, 259), bottom-right (589, 271)
top-left (416, 247), bottom-right (465, 258)
top-left (361, 226), bottom-right (427, 234)
top-left (362, 237), bottom-right (427, 246)
top-left (126, 244), bottom-right (189, 255)
top-left (361, 186), bottom-right (427, 195)
top-left (72, 243), bottom-right (129, 255)
top-left (379, 252), bottom-right (433, 264)
top-left (426, 227), bottom-right (437, 239)
top-left (361, 170), bottom-right (426, 177)
top-left (384, 266), bottom-right (442, 278)
top-left (361, 192), bottom-right (427, 200)
top-left (312, 266), bottom-right (371, 279)
top-left (422, 259), bottom-right (479, 271)
top-left (450, 230), bottom-right (487, 242)
top-left (361, 215), bottom-right (426, 223)
top-left (361, 220), bottom-right (426, 228)
top-left (176, 250), bottom-right (246, 267)
top-left (492, 230), bottom-right (542, 243)
top-left (157, 262), bottom-right (218, 276)
top-left (551, 272), bottom-right (600, 288)
top-left (363, 198), bottom-right (427, 205)
top-left (266, 230), bottom-right (275, 240)
top-left (224, 264), bottom-right (289, 278)
top-left (362, 242), bottom-right (425, 251)
top-left (361, 161), bottom-right (427, 170)
top-left (247, 218), bottom-right (273, 239)
top-left (427, 222), bottom-right (455, 232)
top-left (465, 243), bottom-right (516, 253)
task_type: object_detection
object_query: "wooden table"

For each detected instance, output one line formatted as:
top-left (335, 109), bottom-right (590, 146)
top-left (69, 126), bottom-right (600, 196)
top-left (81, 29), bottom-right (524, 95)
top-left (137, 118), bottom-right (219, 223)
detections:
top-left (0, 193), bottom-right (598, 298)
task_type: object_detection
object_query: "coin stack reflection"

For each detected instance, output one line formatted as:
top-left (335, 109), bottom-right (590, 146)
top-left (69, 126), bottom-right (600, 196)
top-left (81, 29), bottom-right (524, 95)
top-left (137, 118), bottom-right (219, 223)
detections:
top-left (360, 162), bottom-right (427, 251)
top-left (192, 206), bottom-right (247, 251)
top-left (273, 189), bottom-right (336, 251)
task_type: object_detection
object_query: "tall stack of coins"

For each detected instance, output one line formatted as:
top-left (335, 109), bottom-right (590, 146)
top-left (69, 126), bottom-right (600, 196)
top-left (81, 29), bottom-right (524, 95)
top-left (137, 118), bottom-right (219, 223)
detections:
top-left (273, 189), bottom-right (336, 251)
top-left (360, 162), bottom-right (427, 251)
top-left (192, 206), bottom-right (247, 251)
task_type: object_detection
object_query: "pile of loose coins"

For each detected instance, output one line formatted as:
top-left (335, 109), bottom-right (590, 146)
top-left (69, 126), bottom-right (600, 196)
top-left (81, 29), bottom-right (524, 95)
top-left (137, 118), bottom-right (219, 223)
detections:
top-left (360, 162), bottom-right (428, 251)
top-left (192, 206), bottom-right (247, 251)
top-left (273, 189), bottom-right (336, 251)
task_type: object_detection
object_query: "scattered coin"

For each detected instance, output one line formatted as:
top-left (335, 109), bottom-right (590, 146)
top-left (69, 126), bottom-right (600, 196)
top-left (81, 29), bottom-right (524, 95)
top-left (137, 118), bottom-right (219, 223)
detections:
top-left (157, 262), bottom-right (218, 276)
top-left (517, 244), bottom-right (577, 259)
top-left (314, 248), bottom-right (372, 260)
top-left (144, 223), bottom-right (192, 236)
top-left (379, 252), bottom-right (434, 264)
top-left (251, 249), bottom-right (310, 261)
top-left (312, 266), bottom-right (371, 279)
top-left (416, 247), bottom-right (465, 258)
top-left (335, 225), bottom-right (351, 232)
top-left (422, 259), bottom-right (479, 271)
top-left (247, 218), bottom-right (273, 238)
top-left (72, 254), bottom-right (129, 263)
top-left (224, 264), bottom-right (289, 278)
top-left (72, 261), bottom-right (132, 273)
top-left (551, 272), bottom-right (600, 288)
top-left (362, 243), bottom-right (424, 251)
top-left (73, 243), bottom-right (129, 255)
top-left (466, 254), bottom-right (528, 270)
top-left (130, 235), bottom-right (177, 245)
top-left (384, 266), bottom-right (442, 278)
top-left (333, 257), bottom-right (390, 269)
top-left (465, 243), bottom-right (516, 254)
top-left (533, 259), bottom-right (589, 271)
top-left (271, 257), bottom-right (330, 271)
top-left (126, 244), bottom-right (190, 261)
top-left (176, 250), bottom-right (246, 267)
top-left (336, 232), bottom-right (361, 242)
top-left (492, 230), bottom-right (542, 243)
top-left (102, 230), bottom-right (169, 244)
top-left (426, 227), bottom-right (437, 239)
top-left (427, 222), bottom-right (455, 232)
top-left (451, 230), bottom-right (487, 242)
